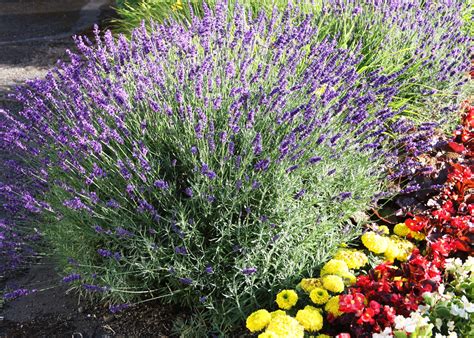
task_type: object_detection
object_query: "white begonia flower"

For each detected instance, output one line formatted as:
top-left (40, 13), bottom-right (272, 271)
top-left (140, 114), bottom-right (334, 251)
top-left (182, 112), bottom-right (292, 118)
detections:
top-left (446, 257), bottom-right (462, 270)
top-left (461, 256), bottom-right (473, 271)
top-left (447, 321), bottom-right (455, 331)
top-left (404, 320), bottom-right (418, 333)
top-left (372, 327), bottom-right (393, 338)
top-left (445, 258), bottom-right (465, 279)
top-left (450, 303), bottom-right (468, 319)
top-left (436, 333), bottom-right (458, 338)
top-left (400, 312), bottom-right (430, 333)
top-left (435, 317), bottom-right (443, 330)
top-left (443, 291), bottom-right (454, 301)
top-left (394, 315), bottom-right (408, 330)
top-left (418, 304), bottom-right (430, 314)
top-left (460, 295), bottom-right (474, 313)
top-left (464, 256), bottom-right (474, 272)
top-left (438, 284), bottom-right (445, 295)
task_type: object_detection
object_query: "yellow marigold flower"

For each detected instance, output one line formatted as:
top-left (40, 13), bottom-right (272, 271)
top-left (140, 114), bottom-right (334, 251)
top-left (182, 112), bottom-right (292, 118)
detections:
top-left (397, 251), bottom-right (410, 261)
top-left (320, 259), bottom-right (349, 276)
top-left (361, 231), bottom-right (389, 254)
top-left (276, 289), bottom-right (298, 310)
top-left (409, 230), bottom-right (426, 241)
top-left (333, 248), bottom-right (368, 270)
top-left (390, 236), bottom-right (415, 261)
top-left (258, 332), bottom-right (279, 338)
top-left (325, 296), bottom-right (342, 317)
top-left (300, 278), bottom-right (322, 293)
top-left (246, 309), bottom-right (271, 332)
top-left (340, 271), bottom-right (357, 285)
top-left (271, 310), bottom-right (286, 319)
top-left (378, 225), bottom-right (390, 235)
top-left (310, 287), bottom-right (330, 305)
top-left (384, 239), bottom-right (401, 262)
top-left (296, 306), bottom-right (324, 332)
top-left (304, 305), bottom-right (322, 312)
top-left (321, 275), bottom-right (345, 293)
top-left (394, 223), bottom-right (410, 237)
top-left (266, 314), bottom-right (304, 338)
top-left (316, 335), bottom-right (331, 338)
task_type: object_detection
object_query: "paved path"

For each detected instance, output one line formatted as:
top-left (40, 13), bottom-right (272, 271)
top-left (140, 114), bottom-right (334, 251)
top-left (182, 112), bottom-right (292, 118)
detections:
top-left (0, 0), bottom-right (114, 101)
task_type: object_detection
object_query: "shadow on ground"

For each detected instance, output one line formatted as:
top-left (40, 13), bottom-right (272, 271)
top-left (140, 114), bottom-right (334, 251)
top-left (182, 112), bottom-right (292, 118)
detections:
top-left (0, 259), bottom-right (107, 337)
top-left (0, 259), bottom-right (180, 337)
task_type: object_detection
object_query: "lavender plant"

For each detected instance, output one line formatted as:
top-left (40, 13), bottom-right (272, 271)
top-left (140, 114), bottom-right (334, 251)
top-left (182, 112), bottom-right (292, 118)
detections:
top-left (0, 140), bottom-right (43, 274)
top-left (116, 0), bottom-right (471, 126)
top-left (317, 0), bottom-right (470, 125)
top-left (2, 2), bottom-right (407, 333)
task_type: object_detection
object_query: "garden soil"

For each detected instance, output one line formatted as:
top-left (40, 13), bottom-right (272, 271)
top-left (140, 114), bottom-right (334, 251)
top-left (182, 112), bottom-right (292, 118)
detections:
top-left (0, 1), bottom-right (179, 337)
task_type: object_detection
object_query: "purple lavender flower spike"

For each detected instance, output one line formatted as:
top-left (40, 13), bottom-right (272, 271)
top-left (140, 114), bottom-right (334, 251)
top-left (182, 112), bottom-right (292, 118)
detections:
top-left (184, 187), bottom-right (193, 197)
top-left (174, 246), bottom-right (188, 255)
top-left (63, 197), bottom-right (89, 211)
top-left (337, 192), bottom-right (352, 201)
top-left (294, 189), bottom-right (306, 200)
top-left (115, 227), bottom-right (133, 237)
top-left (254, 158), bottom-right (270, 172)
top-left (106, 199), bottom-right (120, 209)
top-left (308, 156), bottom-right (322, 164)
top-left (109, 303), bottom-right (130, 314)
top-left (82, 284), bottom-right (108, 292)
top-left (241, 267), bottom-right (257, 276)
top-left (3, 288), bottom-right (37, 300)
top-left (98, 249), bottom-right (113, 258)
top-left (154, 179), bottom-right (169, 190)
top-left (179, 277), bottom-right (193, 285)
top-left (252, 133), bottom-right (262, 155)
top-left (63, 273), bottom-right (82, 283)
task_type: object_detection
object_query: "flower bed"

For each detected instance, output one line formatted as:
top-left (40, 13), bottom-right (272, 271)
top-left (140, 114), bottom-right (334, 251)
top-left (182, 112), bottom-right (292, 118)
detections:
top-left (0, 0), bottom-right (472, 336)
top-left (245, 103), bottom-right (473, 337)
top-left (1, 2), bottom-right (414, 333)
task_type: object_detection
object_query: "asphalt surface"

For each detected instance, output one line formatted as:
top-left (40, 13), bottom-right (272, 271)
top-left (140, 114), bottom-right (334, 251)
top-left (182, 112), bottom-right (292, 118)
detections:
top-left (0, 0), bottom-right (113, 101)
